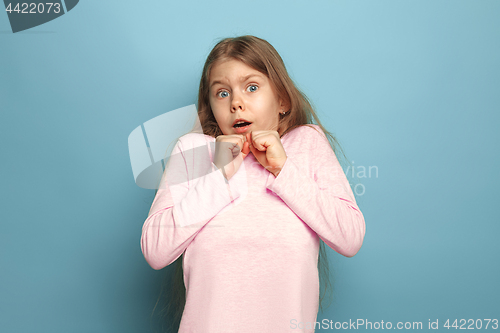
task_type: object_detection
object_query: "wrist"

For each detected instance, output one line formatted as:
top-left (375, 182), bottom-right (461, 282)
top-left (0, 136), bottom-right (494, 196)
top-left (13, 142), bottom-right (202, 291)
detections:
top-left (272, 157), bottom-right (286, 178)
top-left (268, 167), bottom-right (281, 178)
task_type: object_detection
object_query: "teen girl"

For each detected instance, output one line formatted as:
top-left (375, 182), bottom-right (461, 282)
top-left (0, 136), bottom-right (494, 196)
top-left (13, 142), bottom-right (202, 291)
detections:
top-left (141, 35), bottom-right (366, 333)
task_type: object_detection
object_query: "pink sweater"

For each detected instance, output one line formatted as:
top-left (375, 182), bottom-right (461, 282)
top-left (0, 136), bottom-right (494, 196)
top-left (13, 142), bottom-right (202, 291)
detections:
top-left (141, 124), bottom-right (366, 333)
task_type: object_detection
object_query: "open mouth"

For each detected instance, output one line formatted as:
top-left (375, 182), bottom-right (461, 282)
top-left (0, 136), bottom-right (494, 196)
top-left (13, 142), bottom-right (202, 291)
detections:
top-left (233, 122), bottom-right (252, 133)
top-left (233, 121), bottom-right (252, 128)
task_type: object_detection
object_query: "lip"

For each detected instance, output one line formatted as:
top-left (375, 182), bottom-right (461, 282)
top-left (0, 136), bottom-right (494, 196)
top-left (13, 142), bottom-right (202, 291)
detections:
top-left (232, 118), bottom-right (252, 127)
top-left (233, 123), bottom-right (252, 134)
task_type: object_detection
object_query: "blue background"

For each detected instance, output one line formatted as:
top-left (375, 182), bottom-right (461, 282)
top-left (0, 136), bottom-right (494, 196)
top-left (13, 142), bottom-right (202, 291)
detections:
top-left (1, 0), bottom-right (499, 332)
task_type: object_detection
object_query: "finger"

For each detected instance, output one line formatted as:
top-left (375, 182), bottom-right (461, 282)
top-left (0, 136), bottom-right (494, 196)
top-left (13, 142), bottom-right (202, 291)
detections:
top-left (231, 143), bottom-right (241, 156)
top-left (252, 137), bottom-right (267, 151)
top-left (241, 141), bottom-right (250, 157)
top-left (217, 141), bottom-right (235, 152)
top-left (247, 139), bottom-right (258, 156)
top-left (239, 135), bottom-right (246, 149)
top-left (241, 141), bottom-right (249, 153)
top-left (235, 134), bottom-right (247, 148)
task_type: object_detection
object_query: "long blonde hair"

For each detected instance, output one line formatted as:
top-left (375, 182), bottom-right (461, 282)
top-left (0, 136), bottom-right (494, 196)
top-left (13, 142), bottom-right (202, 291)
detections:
top-left (151, 35), bottom-right (354, 333)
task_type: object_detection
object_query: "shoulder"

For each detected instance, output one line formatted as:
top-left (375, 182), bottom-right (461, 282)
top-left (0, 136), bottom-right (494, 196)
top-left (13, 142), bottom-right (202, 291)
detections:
top-left (280, 125), bottom-right (329, 158)
top-left (284, 124), bottom-right (327, 143)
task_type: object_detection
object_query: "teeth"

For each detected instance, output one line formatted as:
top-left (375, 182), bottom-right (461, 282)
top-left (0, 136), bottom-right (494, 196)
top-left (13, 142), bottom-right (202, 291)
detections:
top-left (234, 121), bottom-right (251, 127)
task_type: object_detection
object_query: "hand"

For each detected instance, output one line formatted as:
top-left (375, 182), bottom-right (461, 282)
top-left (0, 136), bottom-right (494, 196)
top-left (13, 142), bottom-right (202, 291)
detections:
top-left (213, 134), bottom-right (251, 181)
top-left (246, 131), bottom-right (287, 177)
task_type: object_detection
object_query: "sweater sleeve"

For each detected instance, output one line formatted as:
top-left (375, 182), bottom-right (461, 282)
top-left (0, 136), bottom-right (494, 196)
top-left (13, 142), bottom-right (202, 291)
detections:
top-left (265, 126), bottom-right (366, 257)
top-left (141, 137), bottom-right (243, 270)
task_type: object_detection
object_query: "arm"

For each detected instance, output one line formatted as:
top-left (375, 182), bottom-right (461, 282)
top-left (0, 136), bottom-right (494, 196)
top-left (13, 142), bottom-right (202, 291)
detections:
top-left (265, 126), bottom-right (366, 257)
top-left (141, 137), bottom-right (242, 270)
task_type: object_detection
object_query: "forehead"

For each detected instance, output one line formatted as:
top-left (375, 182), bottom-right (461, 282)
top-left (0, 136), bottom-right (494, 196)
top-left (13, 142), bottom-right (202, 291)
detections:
top-left (209, 59), bottom-right (265, 84)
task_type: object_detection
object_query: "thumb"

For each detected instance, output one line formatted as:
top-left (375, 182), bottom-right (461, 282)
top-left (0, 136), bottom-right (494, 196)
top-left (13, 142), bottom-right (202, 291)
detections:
top-left (248, 139), bottom-right (259, 155)
top-left (241, 141), bottom-right (251, 159)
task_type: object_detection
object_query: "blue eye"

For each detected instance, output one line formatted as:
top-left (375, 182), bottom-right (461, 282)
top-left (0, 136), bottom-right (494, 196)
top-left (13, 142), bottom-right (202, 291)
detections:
top-left (247, 85), bottom-right (258, 92)
top-left (216, 85), bottom-right (257, 98)
top-left (217, 91), bottom-right (229, 98)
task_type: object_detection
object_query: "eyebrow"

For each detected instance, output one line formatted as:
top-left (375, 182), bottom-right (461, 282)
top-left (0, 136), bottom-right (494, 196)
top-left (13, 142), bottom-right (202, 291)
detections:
top-left (210, 74), bottom-right (264, 89)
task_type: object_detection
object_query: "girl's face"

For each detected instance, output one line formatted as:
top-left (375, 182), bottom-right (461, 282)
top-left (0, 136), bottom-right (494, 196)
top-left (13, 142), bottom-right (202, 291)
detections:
top-left (208, 59), bottom-right (285, 136)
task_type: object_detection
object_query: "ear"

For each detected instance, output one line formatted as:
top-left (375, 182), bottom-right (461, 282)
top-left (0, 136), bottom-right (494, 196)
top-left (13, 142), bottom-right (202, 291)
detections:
top-left (279, 98), bottom-right (289, 112)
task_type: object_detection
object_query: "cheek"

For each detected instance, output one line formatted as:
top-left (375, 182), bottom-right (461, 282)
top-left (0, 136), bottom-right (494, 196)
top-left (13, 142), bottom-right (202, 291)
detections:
top-left (248, 97), bottom-right (267, 113)
top-left (211, 100), bottom-right (228, 115)
top-left (209, 99), bottom-right (218, 113)
top-left (260, 92), bottom-right (280, 108)
top-left (212, 112), bottom-right (229, 130)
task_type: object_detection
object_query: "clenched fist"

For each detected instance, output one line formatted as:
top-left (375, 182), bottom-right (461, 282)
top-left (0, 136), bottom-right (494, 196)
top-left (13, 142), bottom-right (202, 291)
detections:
top-left (245, 131), bottom-right (287, 177)
top-left (213, 134), bottom-right (251, 181)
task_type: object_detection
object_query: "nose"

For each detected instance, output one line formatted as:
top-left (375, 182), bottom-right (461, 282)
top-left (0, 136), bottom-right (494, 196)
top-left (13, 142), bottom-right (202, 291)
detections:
top-left (231, 91), bottom-right (244, 112)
